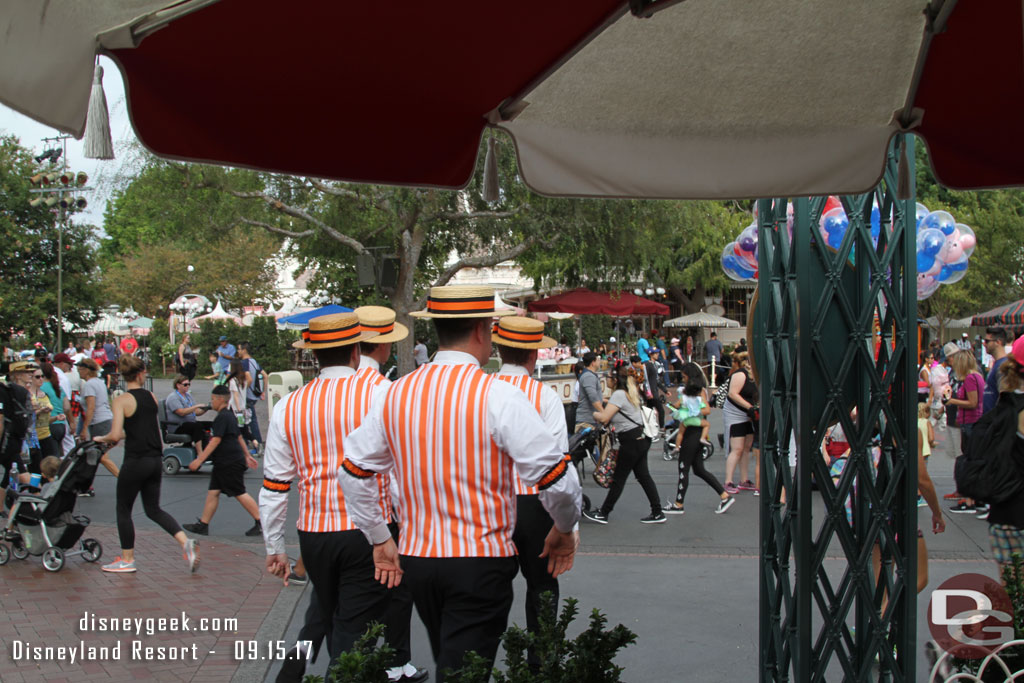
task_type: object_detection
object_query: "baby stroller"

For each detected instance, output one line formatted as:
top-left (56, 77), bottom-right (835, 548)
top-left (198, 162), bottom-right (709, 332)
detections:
top-left (0, 441), bottom-right (104, 572)
top-left (568, 425), bottom-right (602, 513)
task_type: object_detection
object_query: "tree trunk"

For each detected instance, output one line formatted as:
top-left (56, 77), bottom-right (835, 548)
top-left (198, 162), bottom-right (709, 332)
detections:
top-left (391, 221), bottom-right (427, 378)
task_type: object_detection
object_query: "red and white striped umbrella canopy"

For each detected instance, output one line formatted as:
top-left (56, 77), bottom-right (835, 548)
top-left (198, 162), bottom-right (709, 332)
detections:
top-left (1, 0), bottom-right (1017, 198)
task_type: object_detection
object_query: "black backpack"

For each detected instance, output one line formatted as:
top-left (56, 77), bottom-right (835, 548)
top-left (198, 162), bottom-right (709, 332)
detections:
top-left (0, 381), bottom-right (32, 456)
top-left (248, 359), bottom-right (263, 395)
top-left (954, 392), bottom-right (1024, 505)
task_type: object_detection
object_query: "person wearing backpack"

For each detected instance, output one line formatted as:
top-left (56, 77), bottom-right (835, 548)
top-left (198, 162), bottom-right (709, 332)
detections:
top-left (0, 363), bottom-right (33, 510)
top-left (238, 343), bottom-right (268, 456)
top-left (984, 336), bottom-right (1024, 571)
top-left (946, 350), bottom-right (988, 516)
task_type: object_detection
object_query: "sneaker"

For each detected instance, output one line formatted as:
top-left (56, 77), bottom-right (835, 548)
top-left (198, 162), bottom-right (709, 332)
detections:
top-left (977, 508), bottom-right (991, 521)
top-left (917, 496), bottom-right (928, 508)
top-left (715, 496), bottom-right (736, 514)
top-left (662, 503), bottom-right (685, 515)
top-left (102, 557), bottom-right (137, 573)
top-left (943, 491), bottom-right (963, 500)
top-left (287, 566), bottom-right (308, 586)
top-left (583, 509), bottom-right (608, 525)
top-left (738, 480), bottom-right (757, 491)
top-left (245, 520), bottom-right (263, 537)
top-left (78, 488), bottom-right (95, 497)
top-left (949, 501), bottom-right (976, 514)
top-left (700, 438), bottom-right (712, 447)
top-left (183, 519), bottom-right (209, 535)
top-left (753, 488), bottom-right (760, 497)
top-left (641, 512), bottom-right (667, 524)
top-left (183, 539), bottom-right (200, 573)
top-left (724, 482), bottom-right (740, 495)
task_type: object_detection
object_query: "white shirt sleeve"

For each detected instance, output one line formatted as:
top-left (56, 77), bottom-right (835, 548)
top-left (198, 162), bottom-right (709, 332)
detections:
top-left (258, 398), bottom-right (297, 556)
top-left (339, 388), bottom-right (394, 546)
top-left (489, 380), bottom-right (581, 533)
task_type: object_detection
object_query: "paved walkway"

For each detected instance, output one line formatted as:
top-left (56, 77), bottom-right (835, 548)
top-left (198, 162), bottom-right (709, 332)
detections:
top-left (0, 377), bottom-right (1001, 681)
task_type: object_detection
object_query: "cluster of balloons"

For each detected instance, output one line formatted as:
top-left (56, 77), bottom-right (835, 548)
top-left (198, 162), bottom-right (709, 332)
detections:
top-left (914, 205), bottom-right (975, 301)
top-left (720, 198), bottom-right (978, 297)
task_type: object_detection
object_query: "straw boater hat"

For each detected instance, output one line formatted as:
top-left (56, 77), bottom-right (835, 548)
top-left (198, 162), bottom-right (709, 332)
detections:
top-left (410, 285), bottom-right (515, 319)
top-left (293, 312), bottom-right (379, 349)
top-left (355, 306), bottom-right (409, 344)
top-left (492, 317), bottom-right (556, 350)
top-left (8, 361), bottom-right (38, 373)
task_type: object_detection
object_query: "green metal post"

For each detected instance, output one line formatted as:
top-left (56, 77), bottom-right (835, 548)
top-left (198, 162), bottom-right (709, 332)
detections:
top-left (758, 135), bottom-right (917, 682)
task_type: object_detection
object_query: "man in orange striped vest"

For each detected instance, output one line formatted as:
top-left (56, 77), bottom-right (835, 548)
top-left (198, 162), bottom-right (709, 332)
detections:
top-left (493, 316), bottom-right (578, 660)
top-left (340, 286), bottom-right (582, 682)
top-left (258, 313), bottom-right (425, 683)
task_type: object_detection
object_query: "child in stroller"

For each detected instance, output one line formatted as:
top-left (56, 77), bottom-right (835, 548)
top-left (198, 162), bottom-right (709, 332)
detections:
top-left (0, 441), bottom-right (104, 571)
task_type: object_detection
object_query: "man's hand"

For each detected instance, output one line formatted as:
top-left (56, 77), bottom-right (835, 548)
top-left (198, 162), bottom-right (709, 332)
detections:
top-left (372, 539), bottom-right (402, 588)
top-left (245, 454), bottom-right (259, 470)
top-left (933, 514), bottom-right (946, 534)
top-left (539, 527), bottom-right (578, 578)
top-left (188, 458), bottom-right (203, 472)
top-left (266, 553), bottom-right (290, 583)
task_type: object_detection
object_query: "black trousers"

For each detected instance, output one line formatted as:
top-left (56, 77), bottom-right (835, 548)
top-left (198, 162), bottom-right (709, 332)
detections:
top-left (116, 456), bottom-right (183, 549)
top-left (512, 495), bottom-right (559, 635)
top-left (674, 426), bottom-right (725, 505)
top-left (402, 555), bottom-right (517, 682)
top-left (172, 422), bottom-right (209, 449)
top-left (297, 526), bottom-right (412, 662)
top-left (599, 430), bottom-right (660, 516)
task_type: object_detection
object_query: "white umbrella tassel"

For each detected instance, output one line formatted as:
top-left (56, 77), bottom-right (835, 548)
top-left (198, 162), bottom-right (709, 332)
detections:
top-left (83, 64), bottom-right (114, 160)
top-left (482, 136), bottom-right (500, 203)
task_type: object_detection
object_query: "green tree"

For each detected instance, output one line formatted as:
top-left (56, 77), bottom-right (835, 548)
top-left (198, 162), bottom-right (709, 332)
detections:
top-left (0, 135), bottom-right (103, 343)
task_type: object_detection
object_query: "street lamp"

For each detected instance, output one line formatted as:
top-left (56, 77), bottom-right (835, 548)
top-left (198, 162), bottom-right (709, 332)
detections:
top-left (170, 294), bottom-right (212, 335)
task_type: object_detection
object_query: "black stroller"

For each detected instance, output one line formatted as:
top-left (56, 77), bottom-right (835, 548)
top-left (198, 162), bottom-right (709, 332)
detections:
top-left (0, 441), bottom-right (104, 571)
top-left (568, 425), bottom-right (602, 513)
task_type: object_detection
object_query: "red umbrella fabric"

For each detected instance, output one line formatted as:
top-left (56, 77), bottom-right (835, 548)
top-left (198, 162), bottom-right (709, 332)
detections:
top-left (527, 288), bottom-right (669, 316)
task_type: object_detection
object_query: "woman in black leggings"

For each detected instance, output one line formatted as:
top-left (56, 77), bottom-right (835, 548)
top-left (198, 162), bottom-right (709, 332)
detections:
top-left (663, 363), bottom-right (735, 515)
top-left (95, 355), bottom-right (199, 574)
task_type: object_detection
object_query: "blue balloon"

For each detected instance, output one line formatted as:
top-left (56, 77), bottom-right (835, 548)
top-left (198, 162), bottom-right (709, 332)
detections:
top-left (917, 252), bottom-right (935, 273)
top-left (734, 264), bottom-right (756, 279)
top-left (937, 266), bottom-right (952, 282)
top-left (923, 210), bottom-right (956, 236)
top-left (870, 206), bottom-right (881, 236)
top-left (948, 258), bottom-right (968, 273)
top-left (827, 231), bottom-right (844, 249)
top-left (822, 212), bottom-right (849, 238)
top-left (918, 228), bottom-right (945, 257)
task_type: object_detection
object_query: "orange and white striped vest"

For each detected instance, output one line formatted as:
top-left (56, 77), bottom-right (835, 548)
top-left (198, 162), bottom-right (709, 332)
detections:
top-left (380, 363), bottom-right (516, 558)
top-left (280, 371), bottom-right (391, 533)
top-left (495, 372), bottom-right (544, 496)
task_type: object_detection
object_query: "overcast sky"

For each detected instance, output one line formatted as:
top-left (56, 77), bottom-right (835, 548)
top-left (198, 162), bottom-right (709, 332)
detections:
top-left (0, 56), bottom-right (139, 228)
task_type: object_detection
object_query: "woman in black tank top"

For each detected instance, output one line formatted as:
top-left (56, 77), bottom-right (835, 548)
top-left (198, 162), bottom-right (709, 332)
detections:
top-left (95, 356), bottom-right (199, 574)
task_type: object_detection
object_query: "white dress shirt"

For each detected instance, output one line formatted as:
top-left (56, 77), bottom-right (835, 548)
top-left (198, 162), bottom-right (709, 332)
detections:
top-left (495, 364), bottom-right (569, 452)
top-left (341, 350), bottom-right (582, 547)
top-left (259, 364), bottom-right (388, 556)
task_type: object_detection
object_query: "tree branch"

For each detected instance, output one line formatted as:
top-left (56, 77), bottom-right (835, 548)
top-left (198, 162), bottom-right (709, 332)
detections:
top-left (428, 233), bottom-right (554, 297)
top-left (307, 179), bottom-right (362, 200)
top-left (430, 207), bottom-right (527, 221)
top-left (222, 188), bottom-right (368, 254)
top-left (237, 217), bottom-right (317, 239)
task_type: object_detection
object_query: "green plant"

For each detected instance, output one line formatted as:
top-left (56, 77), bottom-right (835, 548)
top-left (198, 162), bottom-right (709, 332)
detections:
top-left (302, 623), bottom-right (394, 683)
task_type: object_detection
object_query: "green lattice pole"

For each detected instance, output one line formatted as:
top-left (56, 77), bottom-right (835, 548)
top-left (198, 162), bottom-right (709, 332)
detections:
top-left (758, 135), bottom-right (917, 682)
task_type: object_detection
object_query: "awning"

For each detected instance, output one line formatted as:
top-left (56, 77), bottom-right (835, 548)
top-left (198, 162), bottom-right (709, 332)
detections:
top-left (663, 312), bottom-right (741, 329)
top-left (528, 288), bottom-right (669, 316)
top-left (972, 300), bottom-right (1024, 328)
top-left (276, 304), bottom-right (354, 330)
top-left (3, 1), bottom-right (1023, 199)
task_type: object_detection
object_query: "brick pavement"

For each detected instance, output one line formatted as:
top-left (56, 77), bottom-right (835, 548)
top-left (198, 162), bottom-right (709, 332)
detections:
top-left (0, 523), bottom-right (299, 682)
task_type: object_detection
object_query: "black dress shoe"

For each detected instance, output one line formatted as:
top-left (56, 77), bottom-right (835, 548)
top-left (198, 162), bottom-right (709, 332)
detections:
top-left (276, 653), bottom-right (306, 683)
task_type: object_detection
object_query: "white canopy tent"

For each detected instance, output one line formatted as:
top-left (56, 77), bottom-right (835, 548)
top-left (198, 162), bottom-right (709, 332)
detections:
top-left (662, 311), bottom-right (741, 329)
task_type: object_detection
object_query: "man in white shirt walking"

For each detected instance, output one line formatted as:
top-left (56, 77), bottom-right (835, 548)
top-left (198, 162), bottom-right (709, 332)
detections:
top-left (340, 286), bottom-right (581, 682)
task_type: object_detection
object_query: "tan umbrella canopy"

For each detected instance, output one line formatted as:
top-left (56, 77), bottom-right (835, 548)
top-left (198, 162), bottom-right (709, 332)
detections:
top-left (1, 0), bottom-right (1020, 198)
top-left (662, 311), bottom-right (741, 328)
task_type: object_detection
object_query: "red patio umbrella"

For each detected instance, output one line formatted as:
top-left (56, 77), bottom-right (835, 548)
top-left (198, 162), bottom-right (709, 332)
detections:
top-left (527, 288), bottom-right (669, 316)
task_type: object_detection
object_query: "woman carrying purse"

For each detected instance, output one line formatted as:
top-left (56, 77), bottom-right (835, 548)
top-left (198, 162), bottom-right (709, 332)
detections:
top-left (583, 361), bottom-right (665, 525)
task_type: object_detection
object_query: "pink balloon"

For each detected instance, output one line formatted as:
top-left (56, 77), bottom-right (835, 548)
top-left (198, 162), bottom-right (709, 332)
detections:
top-left (944, 242), bottom-right (964, 263)
top-left (960, 234), bottom-right (976, 250)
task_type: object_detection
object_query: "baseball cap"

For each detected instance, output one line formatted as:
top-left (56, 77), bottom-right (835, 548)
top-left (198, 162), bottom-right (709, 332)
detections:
top-left (1013, 336), bottom-right (1024, 365)
top-left (53, 352), bottom-right (73, 365)
top-left (962, 332), bottom-right (969, 338)
top-left (218, 335), bottom-right (228, 341)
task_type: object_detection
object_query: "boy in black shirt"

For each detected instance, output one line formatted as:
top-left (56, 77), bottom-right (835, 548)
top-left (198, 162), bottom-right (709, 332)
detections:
top-left (184, 385), bottom-right (262, 536)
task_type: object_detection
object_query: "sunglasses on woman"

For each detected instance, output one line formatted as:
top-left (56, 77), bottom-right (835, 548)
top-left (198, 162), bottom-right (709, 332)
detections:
top-left (33, 373), bottom-right (43, 379)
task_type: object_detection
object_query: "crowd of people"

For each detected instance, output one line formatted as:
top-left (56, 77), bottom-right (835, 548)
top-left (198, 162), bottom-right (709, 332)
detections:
top-left (4, 309), bottom-right (1024, 680)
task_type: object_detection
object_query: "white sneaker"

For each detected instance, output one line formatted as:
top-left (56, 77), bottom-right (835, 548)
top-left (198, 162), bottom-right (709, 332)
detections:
top-left (183, 538), bottom-right (200, 573)
top-left (715, 496), bottom-right (736, 514)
